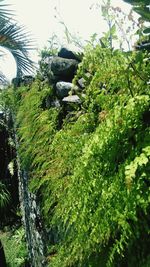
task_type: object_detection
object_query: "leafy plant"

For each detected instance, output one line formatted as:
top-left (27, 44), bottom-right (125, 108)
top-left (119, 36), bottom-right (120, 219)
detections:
top-left (0, 227), bottom-right (28, 267)
top-left (0, 7), bottom-right (150, 266)
top-left (49, 95), bottom-right (150, 267)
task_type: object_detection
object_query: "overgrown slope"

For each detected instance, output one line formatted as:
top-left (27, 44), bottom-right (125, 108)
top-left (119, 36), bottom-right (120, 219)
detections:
top-left (2, 44), bottom-right (150, 267)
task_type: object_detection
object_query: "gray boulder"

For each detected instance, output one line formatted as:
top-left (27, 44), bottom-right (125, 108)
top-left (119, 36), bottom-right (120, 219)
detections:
top-left (51, 57), bottom-right (78, 81)
top-left (58, 47), bottom-right (79, 61)
top-left (12, 75), bottom-right (34, 88)
top-left (56, 81), bottom-right (74, 98)
top-left (77, 73), bottom-right (92, 88)
top-left (51, 99), bottom-right (61, 108)
top-left (78, 77), bottom-right (86, 89)
top-left (62, 95), bottom-right (81, 103)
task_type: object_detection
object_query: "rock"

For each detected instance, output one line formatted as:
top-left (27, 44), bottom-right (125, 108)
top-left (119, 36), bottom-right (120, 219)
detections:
top-left (51, 57), bottom-right (78, 81)
top-left (40, 55), bottom-right (79, 83)
top-left (62, 95), bottom-right (81, 103)
top-left (56, 81), bottom-right (74, 98)
top-left (78, 77), bottom-right (86, 88)
top-left (77, 73), bottom-right (92, 88)
top-left (23, 75), bottom-right (35, 86)
top-left (58, 47), bottom-right (79, 60)
top-left (51, 99), bottom-right (61, 108)
top-left (12, 77), bottom-right (22, 87)
top-left (12, 75), bottom-right (35, 88)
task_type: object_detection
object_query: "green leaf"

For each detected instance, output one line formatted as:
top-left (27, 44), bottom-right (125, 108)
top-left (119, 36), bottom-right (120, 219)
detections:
top-left (110, 24), bottom-right (116, 35)
top-left (143, 28), bottom-right (150, 34)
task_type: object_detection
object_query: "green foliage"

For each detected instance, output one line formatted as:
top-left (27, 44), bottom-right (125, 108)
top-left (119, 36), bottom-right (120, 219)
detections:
top-left (37, 112), bottom-right (96, 222)
top-left (1, 38), bottom-right (150, 267)
top-left (125, 145), bottom-right (150, 190)
top-left (123, 1), bottom-right (150, 22)
top-left (13, 79), bottom-right (97, 220)
top-left (0, 227), bottom-right (28, 267)
top-left (0, 86), bottom-right (18, 113)
top-left (73, 44), bottom-right (150, 115)
top-left (91, 0), bottom-right (139, 51)
top-left (15, 80), bottom-right (58, 172)
top-left (49, 95), bottom-right (150, 267)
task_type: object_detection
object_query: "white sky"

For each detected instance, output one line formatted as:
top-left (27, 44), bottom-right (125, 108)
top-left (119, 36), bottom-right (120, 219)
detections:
top-left (0, 0), bottom-right (132, 81)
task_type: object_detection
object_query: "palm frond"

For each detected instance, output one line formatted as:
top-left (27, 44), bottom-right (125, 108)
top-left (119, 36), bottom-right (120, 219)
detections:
top-left (134, 6), bottom-right (150, 21)
top-left (0, 17), bottom-right (35, 76)
top-left (123, 0), bottom-right (150, 5)
top-left (0, 0), bottom-right (12, 19)
top-left (0, 71), bottom-right (8, 85)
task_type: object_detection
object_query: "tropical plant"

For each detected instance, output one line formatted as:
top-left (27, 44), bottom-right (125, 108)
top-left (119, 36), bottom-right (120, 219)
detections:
top-left (0, 2), bottom-right (150, 266)
top-left (122, 0), bottom-right (150, 50)
top-left (123, 0), bottom-right (150, 22)
top-left (90, 0), bottom-right (139, 51)
top-left (0, 0), bottom-right (34, 82)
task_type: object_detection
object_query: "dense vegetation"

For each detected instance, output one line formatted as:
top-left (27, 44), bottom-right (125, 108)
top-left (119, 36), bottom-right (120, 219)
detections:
top-left (1, 43), bottom-right (149, 266)
top-left (0, 227), bottom-right (27, 267)
top-left (0, 0), bottom-right (150, 266)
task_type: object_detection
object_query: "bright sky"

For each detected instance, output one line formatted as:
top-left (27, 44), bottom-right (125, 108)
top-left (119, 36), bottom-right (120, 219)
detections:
top-left (0, 0), bottom-right (133, 81)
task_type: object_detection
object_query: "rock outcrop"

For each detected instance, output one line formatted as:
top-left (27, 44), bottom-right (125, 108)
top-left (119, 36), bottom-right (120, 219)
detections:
top-left (19, 170), bottom-right (46, 267)
top-left (56, 81), bottom-right (74, 98)
top-left (51, 57), bottom-right (78, 81)
top-left (58, 47), bottom-right (80, 60)
top-left (41, 47), bottom-right (85, 109)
